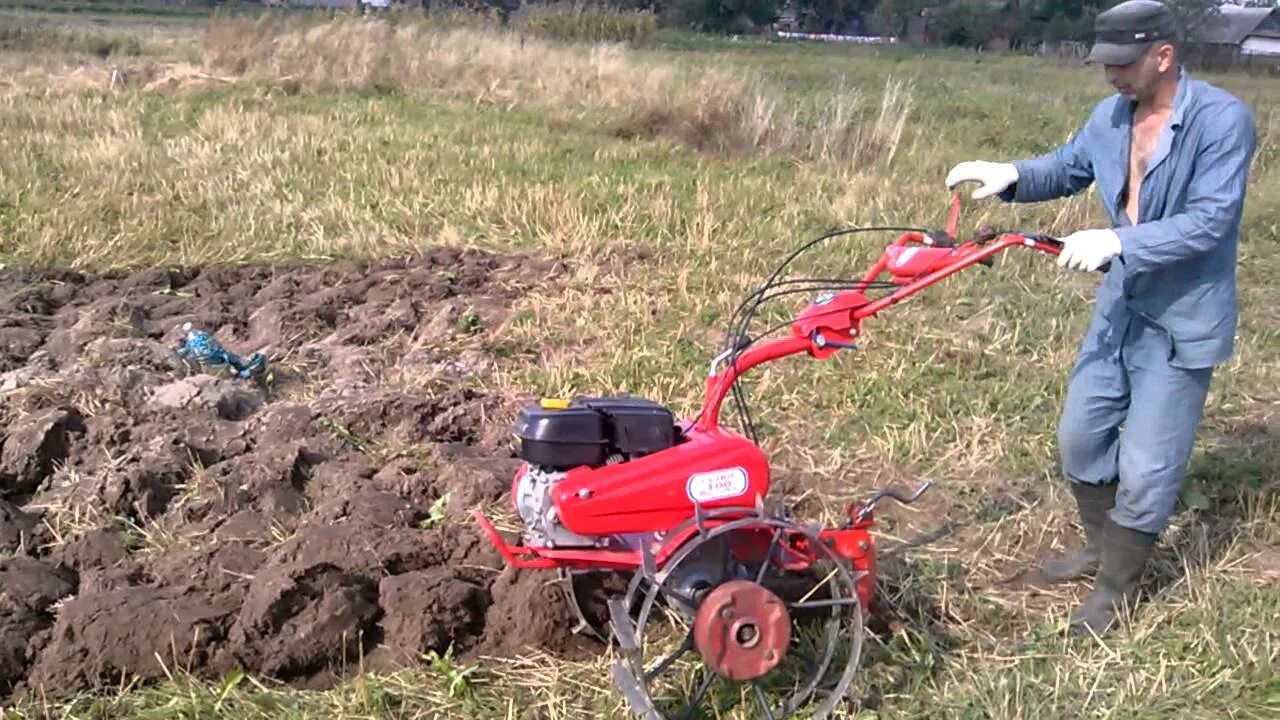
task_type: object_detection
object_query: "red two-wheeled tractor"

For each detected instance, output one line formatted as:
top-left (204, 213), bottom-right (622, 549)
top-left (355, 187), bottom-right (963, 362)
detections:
top-left (474, 194), bottom-right (1073, 719)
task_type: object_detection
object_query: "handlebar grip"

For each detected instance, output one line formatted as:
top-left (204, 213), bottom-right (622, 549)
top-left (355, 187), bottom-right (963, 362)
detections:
top-left (1027, 233), bottom-right (1110, 273)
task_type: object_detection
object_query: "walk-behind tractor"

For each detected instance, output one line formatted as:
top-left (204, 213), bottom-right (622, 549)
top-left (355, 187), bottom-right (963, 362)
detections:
top-left (475, 194), bottom-right (1073, 719)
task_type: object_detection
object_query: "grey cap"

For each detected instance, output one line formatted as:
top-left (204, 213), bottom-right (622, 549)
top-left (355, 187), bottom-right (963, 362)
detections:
top-left (1085, 0), bottom-right (1181, 65)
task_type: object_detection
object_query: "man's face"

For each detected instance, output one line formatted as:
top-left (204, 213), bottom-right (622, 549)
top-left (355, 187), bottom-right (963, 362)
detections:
top-left (1104, 42), bottom-right (1174, 100)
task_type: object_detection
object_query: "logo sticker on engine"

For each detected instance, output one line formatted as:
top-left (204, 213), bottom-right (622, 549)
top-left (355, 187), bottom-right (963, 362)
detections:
top-left (687, 467), bottom-right (749, 503)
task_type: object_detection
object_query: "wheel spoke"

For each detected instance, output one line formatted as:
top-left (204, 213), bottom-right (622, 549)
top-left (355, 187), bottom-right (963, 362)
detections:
top-left (753, 681), bottom-right (777, 720)
top-left (677, 669), bottom-right (716, 720)
top-left (721, 535), bottom-right (737, 581)
top-left (790, 597), bottom-right (864, 611)
top-left (755, 527), bottom-right (784, 584)
top-left (644, 630), bottom-right (694, 683)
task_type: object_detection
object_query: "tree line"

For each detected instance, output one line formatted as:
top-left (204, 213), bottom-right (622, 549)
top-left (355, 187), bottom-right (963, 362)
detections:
top-left (431, 0), bottom-right (1269, 49)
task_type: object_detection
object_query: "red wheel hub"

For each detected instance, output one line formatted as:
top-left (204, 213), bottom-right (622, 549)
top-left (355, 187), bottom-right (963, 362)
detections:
top-left (692, 579), bottom-right (791, 680)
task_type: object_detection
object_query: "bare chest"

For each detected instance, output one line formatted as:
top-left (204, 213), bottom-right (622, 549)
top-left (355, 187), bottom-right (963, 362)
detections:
top-left (1124, 110), bottom-right (1171, 222)
top-left (1127, 111), bottom-right (1170, 180)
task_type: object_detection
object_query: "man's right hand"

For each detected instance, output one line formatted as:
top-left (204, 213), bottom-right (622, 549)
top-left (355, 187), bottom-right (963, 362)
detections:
top-left (945, 161), bottom-right (1018, 199)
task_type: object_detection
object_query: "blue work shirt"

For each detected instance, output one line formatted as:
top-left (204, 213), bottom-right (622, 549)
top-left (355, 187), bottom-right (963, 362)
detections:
top-left (999, 68), bottom-right (1257, 369)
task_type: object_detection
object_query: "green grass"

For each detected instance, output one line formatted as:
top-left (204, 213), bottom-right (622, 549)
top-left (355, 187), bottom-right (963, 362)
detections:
top-left (1, 9), bottom-right (1278, 720)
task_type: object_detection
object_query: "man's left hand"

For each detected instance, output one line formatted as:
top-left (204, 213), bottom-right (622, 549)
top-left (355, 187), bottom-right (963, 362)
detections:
top-left (1058, 229), bottom-right (1122, 272)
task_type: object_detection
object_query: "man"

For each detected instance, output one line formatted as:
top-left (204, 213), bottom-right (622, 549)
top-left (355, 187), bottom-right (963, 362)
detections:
top-left (945, 0), bottom-right (1256, 636)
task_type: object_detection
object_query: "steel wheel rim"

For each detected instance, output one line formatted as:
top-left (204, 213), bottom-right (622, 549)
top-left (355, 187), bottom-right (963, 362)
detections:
top-left (614, 507), bottom-right (865, 720)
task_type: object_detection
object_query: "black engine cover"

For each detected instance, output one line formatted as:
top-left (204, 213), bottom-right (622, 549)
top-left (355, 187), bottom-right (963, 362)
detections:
top-left (512, 395), bottom-right (677, 469)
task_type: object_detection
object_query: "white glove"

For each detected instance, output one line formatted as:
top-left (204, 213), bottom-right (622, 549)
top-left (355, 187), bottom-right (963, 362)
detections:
top-left (945, 161), bottom-right (1018, 199)
top-left (1057, 229), bottom-right (1122, 272)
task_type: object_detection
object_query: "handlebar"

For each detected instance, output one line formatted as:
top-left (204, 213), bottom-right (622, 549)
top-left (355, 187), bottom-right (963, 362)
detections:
top-left (1012, 231), bottom-right (1111, 273)
top-left (694, 193), bottom-right (1115, 433)
top-left (948, 189), bottom-right (1110, 274)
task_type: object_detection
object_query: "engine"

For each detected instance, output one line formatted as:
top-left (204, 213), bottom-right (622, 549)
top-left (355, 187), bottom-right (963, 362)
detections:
top-left (511, 394), bottom-right (680, 548)
top-left (511, 394), bottom-right (679, 470)
top-left (513, 464), bottom-right (594, 547)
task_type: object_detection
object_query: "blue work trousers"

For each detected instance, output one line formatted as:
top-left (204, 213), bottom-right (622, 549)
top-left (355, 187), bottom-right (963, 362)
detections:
top-left (1057, 314), bottom-right (1214, 536)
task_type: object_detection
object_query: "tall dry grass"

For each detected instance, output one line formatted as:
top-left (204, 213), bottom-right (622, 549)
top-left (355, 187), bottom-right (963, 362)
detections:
top-left (0, 20), bottom-right (145, 58)
top-left (201, 14), bottom-right (912, 166)
top-left (508, 3), bottom-right (658, 44)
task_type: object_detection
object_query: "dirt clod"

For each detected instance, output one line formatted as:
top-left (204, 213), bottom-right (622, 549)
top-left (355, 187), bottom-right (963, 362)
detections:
top-left (26, 587), bottom-right (241, 694)
top-left (1, 409), bottom-right (83, 497)
top-left (0, 613), bottom-right (48, 698)
top-left (151, 375), bottom-right (266, 421)
top-left (475, 568), bottom-right (601, 661)
top-left (374, 568), bottom-right (489, 666)
top-left (0, 557), bottom-right (76, 614)
top-left (229, 562), bottom-right (380, 681)
top-left (0, 499), bottom-right (41, 555)
top-left (53, 528), bottom-right (129, 572)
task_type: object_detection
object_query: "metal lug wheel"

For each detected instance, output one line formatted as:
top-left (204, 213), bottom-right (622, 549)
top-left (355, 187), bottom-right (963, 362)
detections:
top-left (608, 509), bottom-right (866, 720)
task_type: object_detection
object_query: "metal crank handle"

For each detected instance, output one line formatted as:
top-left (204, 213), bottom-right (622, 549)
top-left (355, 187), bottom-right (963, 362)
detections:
top-left (867, 479), bottom-right (932, 507)
top-left (849, 479), bottom-right (932, 523)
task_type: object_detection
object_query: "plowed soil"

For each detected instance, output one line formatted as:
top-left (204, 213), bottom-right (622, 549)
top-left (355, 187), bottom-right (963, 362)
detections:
top-left (0, 248), bottom-right (597, 701)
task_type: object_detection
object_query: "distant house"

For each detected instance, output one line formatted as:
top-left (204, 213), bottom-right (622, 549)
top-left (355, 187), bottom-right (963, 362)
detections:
top-left (773, 2), bottom-right (799, 32)
top-left (771, 0), bottom-right (879, 36)
top-left (1184, 5), bottom-right (1280, 68)
top-left (920, 0), bottom-right (1023, 50)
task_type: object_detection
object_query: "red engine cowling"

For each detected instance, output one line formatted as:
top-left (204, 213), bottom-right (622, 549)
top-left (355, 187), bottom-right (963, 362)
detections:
top-left (549, 425), bottom-right (771, 537)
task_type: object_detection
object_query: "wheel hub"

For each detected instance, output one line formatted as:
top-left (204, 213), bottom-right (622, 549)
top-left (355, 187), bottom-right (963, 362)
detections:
top-left (692, 579), bottom-right (790, 681)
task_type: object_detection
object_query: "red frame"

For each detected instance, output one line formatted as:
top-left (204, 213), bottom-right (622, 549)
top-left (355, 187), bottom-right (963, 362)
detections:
top-left (474, 194), bottom-right (1063, 612)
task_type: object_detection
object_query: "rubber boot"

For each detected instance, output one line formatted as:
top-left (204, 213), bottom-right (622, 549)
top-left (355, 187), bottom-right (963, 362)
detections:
top-left (1039, 481), bottom-right (1117, 582)
top-left (1068, 519), bottom-right (1159, 636)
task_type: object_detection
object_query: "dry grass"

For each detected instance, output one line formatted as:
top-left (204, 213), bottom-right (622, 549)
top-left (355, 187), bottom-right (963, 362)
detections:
top-left (1, 9), bottom-right (1278, 720)
top-left (201, 13), bottom-right (913, 165)
top-left (505, 3), bottom-right (658, 44)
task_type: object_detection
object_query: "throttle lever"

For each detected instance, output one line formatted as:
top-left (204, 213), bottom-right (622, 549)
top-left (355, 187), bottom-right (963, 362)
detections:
top-left (973, 226), bottom-right (1000, 243)
top-left (968, 226), bottom-right (1000, 268)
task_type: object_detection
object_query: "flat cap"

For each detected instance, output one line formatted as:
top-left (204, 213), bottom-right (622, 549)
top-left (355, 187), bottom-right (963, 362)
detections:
top-left (1086, 0), bottom-right (1181, 65)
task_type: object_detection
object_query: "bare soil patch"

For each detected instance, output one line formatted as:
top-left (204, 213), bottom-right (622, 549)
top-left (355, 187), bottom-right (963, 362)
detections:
top-left (0, 247), bottom-right (596, 701)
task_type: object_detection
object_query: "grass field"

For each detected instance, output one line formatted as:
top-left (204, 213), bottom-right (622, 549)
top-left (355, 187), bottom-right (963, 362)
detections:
top-left (1, 8), bottom-right (1277, 720)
